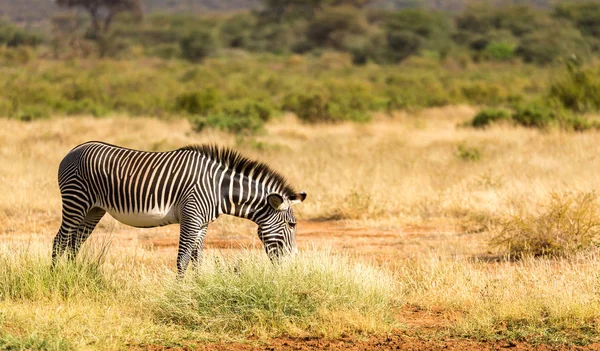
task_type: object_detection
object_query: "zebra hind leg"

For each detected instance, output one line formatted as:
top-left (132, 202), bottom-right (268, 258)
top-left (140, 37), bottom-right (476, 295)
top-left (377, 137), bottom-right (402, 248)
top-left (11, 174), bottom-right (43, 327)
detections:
top-left (69, 207), bottom-right (106, 260)
top-left (52, 210), bottom-right (88, 267)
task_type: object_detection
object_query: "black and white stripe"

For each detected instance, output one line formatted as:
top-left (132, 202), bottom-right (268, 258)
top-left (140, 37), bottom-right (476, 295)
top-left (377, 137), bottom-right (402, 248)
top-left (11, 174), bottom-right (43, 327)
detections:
top-left (53, 141), bottom-right (307, 276)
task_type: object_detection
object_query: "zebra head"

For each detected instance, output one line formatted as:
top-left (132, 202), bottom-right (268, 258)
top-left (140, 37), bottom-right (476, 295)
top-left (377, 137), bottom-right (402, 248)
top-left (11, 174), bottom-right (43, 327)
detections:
top-left (256, 190), bottom-right (307, 260)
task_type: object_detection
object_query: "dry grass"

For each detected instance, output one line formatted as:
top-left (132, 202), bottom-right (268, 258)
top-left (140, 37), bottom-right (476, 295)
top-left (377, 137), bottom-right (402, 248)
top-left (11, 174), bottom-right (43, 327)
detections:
top-left (492, 191), bottom-right (600, 258)
top-left (0, 241), bottom-right (398, 350)
top-left (3, 106), bottom-right (600, 347)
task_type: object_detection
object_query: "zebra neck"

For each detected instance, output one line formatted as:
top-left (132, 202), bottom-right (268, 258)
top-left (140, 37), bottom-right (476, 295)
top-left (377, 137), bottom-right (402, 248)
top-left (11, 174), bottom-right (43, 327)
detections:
top-left (217, 168), bottom-right (269, 220)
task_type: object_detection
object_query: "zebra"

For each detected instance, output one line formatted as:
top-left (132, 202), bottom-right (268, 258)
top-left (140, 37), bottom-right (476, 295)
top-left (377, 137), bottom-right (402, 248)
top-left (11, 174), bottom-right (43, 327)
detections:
top-left (53, 141), bottom-right (307, 277)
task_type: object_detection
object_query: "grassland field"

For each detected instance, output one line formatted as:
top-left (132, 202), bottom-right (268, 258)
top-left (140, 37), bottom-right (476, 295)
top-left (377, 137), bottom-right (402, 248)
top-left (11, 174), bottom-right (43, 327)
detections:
top-left (2, 105), bottom-right (600, 350)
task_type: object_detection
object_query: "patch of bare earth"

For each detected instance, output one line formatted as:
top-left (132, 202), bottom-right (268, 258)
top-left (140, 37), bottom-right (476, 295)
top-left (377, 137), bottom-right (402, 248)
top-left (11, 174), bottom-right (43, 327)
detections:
top-left (141, 333), bottom-right (600, 351)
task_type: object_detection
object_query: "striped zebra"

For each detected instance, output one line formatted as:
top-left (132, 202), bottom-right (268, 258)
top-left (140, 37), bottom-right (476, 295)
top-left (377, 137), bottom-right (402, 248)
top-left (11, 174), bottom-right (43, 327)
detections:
top-left (53, 141), bottom-right (306, 276)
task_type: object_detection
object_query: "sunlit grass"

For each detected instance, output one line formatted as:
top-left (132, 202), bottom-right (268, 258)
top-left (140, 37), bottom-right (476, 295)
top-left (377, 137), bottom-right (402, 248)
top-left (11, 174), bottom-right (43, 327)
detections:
top-left (0, 243), bottom-right (399, 349)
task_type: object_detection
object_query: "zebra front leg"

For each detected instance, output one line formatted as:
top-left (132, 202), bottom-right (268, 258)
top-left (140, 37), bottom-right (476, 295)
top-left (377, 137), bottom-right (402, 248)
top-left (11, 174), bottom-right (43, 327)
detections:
top-left (177, 217), bottom-right (204, 278)
top-left (190, 224), bottom-right (208, 271)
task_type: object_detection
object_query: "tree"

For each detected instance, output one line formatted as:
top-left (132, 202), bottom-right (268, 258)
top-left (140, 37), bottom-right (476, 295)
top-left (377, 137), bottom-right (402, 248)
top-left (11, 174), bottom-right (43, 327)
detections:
top-left (180, 29), bottom-right (219, 62)
top-left (55, 0), bottom-right (143, 35)
top-left (258, 0), bottom-right (373, 23)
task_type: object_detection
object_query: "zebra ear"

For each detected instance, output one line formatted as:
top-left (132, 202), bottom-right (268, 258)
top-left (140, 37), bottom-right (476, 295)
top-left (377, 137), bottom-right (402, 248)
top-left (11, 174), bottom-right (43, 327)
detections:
top-left (267, 193), bottom-right (288, 211)
top-left (290, 191), bottom-right (307, 205)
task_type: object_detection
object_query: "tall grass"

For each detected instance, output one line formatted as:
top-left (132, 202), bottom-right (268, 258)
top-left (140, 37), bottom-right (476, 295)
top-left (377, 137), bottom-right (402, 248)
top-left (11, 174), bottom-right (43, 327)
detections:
top-left (492, 191), bottom-right (600, 258)
top-left (0, 244), bottom-right (398, 349)
top-left (398, 254), bottom-right (600, 343)
top-left (153, 250), bottom-right (398, 337)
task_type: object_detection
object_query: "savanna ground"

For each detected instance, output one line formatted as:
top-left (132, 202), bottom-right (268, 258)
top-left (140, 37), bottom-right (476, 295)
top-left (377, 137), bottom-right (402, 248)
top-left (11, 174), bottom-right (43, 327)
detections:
top-left (2, 106), bottom-right (600, 350)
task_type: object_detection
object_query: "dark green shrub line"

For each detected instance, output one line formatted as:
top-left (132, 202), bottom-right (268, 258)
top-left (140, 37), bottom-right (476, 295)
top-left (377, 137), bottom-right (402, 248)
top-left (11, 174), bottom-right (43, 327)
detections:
top-left (1, 55), bottom-right (549, 132)
top-left (470, 61), bottom-right (600, 132)
top-left (470, 104), bottom-right (600, 132)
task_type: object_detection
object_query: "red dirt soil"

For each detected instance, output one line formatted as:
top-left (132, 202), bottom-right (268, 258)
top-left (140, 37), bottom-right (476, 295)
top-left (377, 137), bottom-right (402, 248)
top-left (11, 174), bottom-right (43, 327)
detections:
top-left (144, 333), bottom-right (600, 351)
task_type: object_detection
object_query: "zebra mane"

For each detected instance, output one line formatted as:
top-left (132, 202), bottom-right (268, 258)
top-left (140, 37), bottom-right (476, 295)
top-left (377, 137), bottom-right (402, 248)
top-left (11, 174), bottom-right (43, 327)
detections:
top-left (178, 144), bottom-right (299, 200)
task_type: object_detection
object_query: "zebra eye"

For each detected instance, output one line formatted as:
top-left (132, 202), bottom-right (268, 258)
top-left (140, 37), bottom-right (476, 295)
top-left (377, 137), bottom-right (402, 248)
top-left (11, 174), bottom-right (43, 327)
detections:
top-left (288, 222), bottom-right (297, 229)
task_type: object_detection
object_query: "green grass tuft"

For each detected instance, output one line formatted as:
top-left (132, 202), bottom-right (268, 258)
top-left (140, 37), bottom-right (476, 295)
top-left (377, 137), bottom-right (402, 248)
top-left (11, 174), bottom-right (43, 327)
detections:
top-left (151, 250), bottom-right (399, 337)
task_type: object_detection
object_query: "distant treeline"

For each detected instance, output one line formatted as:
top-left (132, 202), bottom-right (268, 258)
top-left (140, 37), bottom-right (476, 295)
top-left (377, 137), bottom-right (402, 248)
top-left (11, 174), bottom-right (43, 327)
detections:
top-left (0, 0), bottom-right (591, 24)
top-left (1, 0), bottom-right (600, 133)
top-left (2, 1), bottom-right (600, 66)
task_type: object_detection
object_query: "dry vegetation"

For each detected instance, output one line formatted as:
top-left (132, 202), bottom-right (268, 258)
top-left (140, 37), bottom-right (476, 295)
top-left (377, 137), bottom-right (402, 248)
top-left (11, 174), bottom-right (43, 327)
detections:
top-left (2, 106), bottom-right (600, 349)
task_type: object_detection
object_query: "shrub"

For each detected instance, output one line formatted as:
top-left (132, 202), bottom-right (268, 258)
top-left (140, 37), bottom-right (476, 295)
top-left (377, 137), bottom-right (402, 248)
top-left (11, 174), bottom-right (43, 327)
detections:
top-left (384, 8), bottom-right (452, 55)
top-left (386, 30), bottom-right (422, 63)
top-left (554, 2), bottom-right (600, 39)
top-left (549, 63), bottom-right (600, 113)
top-left (0, 21), bottom-right (44, 47)
top-left (456, 143), bottom-right (481, 162)
top-left (470, 108), bottom-right (511, 128)
top-left (306, 6), bottom-right (371, 51)
top-left (492, 191), bottom-right (600, 258)
top-left (175, 88), bottom-right (220, 116)
top-left (284, 91), bottom-right (371, 124)
top-left (191, 100), bottom-right (274, 135)
top-left (516, 26), bottom-right (588, 65)
top-left (511, 103), bottom-right (557, 128)
top-left (180, 29), bottom-right (219, 62)
top-left (461, 83), bottom-right (503, 105)
top-left (482, 42), bottom-right (515, 61)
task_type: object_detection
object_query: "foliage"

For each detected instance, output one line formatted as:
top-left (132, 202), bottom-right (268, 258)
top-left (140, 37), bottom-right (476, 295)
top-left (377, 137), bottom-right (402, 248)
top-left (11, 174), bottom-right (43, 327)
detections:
top-left (384, 8), bottom-right (451, 54)
top-left (511, 102), bottom-right (557, 129)
top-left (481, 42), bottom-right (515, 61)
top-left (55, 0), bottom-right (143, 34)
top-left (549, 61), bottom-right (600, 113)
top-left (0, 21), bottom-right (44, 47)
top-left (386, 29), bottom-right (421, 62)
top-left (0, 54), bottom-right (552, 125)
top-left (24, 1), bottom-right (600, 66)
top-left (554, 2), bottom-right (600, 47)
top-left (180, 28), bottom-right (219, 62)
top-left (456, 143), bottom-right (481, 162)
top-left (190, 100), bottom-right (274, 135)
top-left (492, 192), bottom-right (600, 258)
top-left (175, 88), bottom-right (220, 116)
top-left (284, 87), bottom-right (373, 124)
top-left (516, 26), bottom-right (588, 64)
top-left (470, 108), bottom-right (511, 128)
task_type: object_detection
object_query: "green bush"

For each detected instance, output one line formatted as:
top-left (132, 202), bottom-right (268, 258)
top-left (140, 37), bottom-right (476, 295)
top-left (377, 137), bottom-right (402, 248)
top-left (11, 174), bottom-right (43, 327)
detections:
top-left (191, 100), bottom-right (274, 135)
top-left (554, 2), bottom-right (600, 39)
top-left (180, 29), bottom-right (219, 62)
top-left (456, 143), bottom-right (481, 162)
top-left (512, 103), bottom-right (556, 128)
top-left (0, 21), bottom-right (44, 47)
top-left (461, 83), bottom-right (503, 105)
top-left (386, 30), bottom-right (422, 63)
top-left (516, 26), bottom-right (588, 64)
top-left (284, 91), bottom-right (371, 124)
top-left (306, 6), bottom-right (371, 51)
top-left (175, 89), bottom-right (220, 115)
top-left (471, 108), bottom-right (511, 128)
top-left (384, 8), bottom-right (452, 55)
top-left (549, 63), bottom-right (600, 113)
top-left (482, 42), bottom-right (515, 61)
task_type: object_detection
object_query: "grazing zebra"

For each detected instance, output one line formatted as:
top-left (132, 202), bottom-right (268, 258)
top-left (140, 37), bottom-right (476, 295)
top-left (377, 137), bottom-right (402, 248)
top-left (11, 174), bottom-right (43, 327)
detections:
top-left (53, 141), bottom-right (306, 277)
